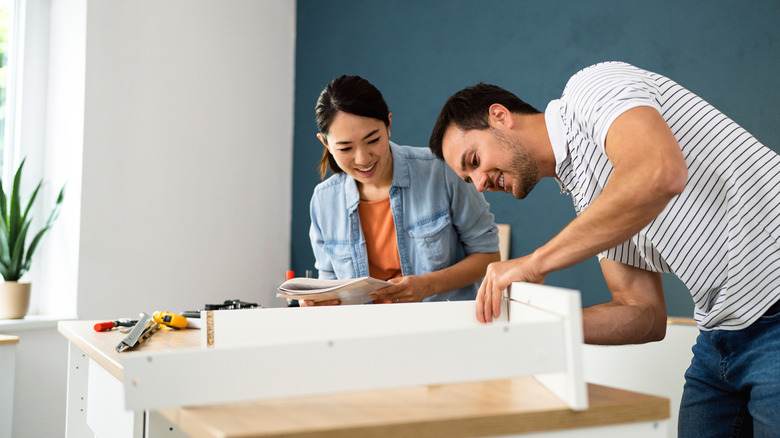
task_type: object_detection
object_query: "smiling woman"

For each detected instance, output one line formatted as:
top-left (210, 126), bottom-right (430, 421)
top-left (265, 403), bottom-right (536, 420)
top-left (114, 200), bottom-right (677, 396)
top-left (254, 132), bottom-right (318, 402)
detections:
top-left (304, 75), bottom-right (501, 307)
top-left (318, 111), bottom-right (394, 202)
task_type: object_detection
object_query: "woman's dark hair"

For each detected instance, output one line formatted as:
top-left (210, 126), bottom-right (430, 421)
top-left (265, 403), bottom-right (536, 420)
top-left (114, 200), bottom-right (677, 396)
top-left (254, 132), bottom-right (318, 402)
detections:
top-left (315, 75), bottom-right (391, 179)
top-left (429, 83), bottom-right (540, 159)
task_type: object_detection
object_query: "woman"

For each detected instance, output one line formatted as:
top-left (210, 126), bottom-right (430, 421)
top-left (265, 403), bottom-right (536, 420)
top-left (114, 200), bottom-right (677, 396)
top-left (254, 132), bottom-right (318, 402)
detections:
top-left (304, 75), bottom-right (499, 306)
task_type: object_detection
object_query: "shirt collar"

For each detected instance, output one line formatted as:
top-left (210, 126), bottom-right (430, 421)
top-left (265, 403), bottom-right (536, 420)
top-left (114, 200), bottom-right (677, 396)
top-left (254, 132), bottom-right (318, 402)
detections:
top-left (389, 141), bottom-right (410, 188)
top-left (545, 99), bottom-right (568, 173)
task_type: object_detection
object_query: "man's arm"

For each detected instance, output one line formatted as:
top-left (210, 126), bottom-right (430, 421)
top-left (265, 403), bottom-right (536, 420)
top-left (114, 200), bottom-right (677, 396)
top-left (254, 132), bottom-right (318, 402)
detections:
top-left (583, 258), bottom-right (667, 344)
top-left (478, 106), bottom-right (687, 322)
top-left (532, 106), bottom-right (688, 275)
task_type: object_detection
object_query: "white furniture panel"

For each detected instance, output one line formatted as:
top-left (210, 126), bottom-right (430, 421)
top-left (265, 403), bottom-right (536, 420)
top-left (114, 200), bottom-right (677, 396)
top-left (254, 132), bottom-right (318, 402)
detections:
top-left (124, 283), bottom-right (588, 411)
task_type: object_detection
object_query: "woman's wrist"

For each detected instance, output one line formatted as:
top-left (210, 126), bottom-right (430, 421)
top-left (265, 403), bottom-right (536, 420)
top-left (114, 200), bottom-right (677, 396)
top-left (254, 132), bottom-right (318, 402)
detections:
top-left (418, 273), bottom-right (439, 299)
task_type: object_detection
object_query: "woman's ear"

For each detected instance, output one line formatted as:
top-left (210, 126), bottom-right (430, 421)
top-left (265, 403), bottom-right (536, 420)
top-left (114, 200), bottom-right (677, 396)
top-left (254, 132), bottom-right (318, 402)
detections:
top-left (387, 112), bottom-right (393, 138)
top-left (317, 133), bottom-right (330, 150)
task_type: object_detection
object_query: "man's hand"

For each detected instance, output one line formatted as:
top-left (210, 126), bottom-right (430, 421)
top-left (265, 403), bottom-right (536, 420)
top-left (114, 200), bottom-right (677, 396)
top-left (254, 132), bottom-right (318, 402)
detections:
top-left (477, 254), bottom-right (547, 323)
top-left (371, 275), bottom-right (433, 303)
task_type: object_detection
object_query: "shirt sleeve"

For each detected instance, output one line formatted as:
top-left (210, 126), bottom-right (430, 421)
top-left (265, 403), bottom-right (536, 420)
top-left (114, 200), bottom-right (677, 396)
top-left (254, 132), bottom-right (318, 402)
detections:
top-left (309, 189), bottom-right (337, 280)
top-left (564, 62), bottom-right (663, 153)
top-left (443, 161), bottom-right (500, 255)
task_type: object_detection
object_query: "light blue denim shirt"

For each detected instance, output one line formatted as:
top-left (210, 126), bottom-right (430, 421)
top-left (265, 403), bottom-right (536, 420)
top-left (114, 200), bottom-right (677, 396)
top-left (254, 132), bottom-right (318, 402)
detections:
top-left (309, 142), bottom-right (499, 301)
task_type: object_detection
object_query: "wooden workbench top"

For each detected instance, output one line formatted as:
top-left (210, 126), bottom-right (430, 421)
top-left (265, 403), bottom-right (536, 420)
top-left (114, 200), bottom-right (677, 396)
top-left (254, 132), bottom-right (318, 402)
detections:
top-left (157, 377), bottom-right (668, 438)
top-left (58, 319), bottom-right (201, 380)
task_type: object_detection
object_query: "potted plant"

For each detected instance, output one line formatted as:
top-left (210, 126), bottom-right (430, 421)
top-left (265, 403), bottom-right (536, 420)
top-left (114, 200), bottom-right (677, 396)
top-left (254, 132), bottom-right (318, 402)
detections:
top-left (0, 158), bottom-right (64, 319)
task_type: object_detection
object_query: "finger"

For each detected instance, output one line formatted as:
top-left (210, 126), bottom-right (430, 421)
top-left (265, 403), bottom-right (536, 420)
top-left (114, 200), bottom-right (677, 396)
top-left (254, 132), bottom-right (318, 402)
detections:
top-left (476, 282), bottom-right (486, 323)
top-left (492, 282), bottom-right (502, 320)
top-left (483, 277), bottom-right (493, 323)
top-left (374, 284), bottom-right (397, 297)
top-left (484, 279), bottom-right (493, 323)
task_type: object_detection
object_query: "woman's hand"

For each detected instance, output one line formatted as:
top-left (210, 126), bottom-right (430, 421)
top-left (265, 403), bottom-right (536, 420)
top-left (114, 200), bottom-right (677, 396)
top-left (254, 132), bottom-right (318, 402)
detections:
top-left (371, 275), bottom-right (432, 303)
top-left (299, 298), bottom-right (342, 307)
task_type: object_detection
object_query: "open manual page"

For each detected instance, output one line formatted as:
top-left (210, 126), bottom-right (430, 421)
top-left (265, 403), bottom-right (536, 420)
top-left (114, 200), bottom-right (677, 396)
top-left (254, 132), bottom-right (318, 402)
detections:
top-left (277, 276), bottom-right (392, 305)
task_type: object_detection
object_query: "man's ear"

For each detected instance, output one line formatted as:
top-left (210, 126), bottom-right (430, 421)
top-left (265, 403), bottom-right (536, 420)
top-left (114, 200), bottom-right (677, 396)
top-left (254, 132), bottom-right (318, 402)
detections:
top-left (488, 104), bottom-right (514, 129)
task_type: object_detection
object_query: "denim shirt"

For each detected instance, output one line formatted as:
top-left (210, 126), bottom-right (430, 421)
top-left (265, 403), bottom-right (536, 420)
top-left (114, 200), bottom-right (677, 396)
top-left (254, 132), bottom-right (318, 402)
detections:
top-left (309, 142), bottom-right (499, 302)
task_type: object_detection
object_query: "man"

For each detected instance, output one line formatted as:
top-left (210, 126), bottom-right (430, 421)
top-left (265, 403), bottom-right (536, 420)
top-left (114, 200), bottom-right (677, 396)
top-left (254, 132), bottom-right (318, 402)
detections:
top-left (429, 61), bottom-right (780, 437)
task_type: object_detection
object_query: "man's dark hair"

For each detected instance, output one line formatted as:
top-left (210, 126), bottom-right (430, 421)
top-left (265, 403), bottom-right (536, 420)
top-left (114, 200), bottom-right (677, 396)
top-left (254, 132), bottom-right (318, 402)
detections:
top-left (315, 75), bottom-right (390, 179)
top-left (429, 83), bottom-right (540, 159)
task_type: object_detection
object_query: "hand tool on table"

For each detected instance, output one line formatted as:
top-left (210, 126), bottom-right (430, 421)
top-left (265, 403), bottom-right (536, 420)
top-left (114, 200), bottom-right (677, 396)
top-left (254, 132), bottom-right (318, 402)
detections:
top-left (116, 313), bottom-right (161, 352)
top-left (204, 299), bottom-right (259, 310)
top-left (93, 318), bottom-right (138, 332)
top-left (152, 311), bottom-right (188, 329)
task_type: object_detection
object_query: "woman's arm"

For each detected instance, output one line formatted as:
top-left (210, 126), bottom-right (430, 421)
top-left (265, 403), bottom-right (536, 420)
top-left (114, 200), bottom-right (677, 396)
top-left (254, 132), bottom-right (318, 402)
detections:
top-left (373, 251), bottom-right (499, 302)
top-left (303, 190), bottom-right (342, 306)
top-left (373, 157), bottom-right (501, 302)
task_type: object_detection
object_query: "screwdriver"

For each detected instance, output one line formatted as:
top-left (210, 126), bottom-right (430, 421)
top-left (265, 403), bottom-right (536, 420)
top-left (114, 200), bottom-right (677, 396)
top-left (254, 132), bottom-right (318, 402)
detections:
top-left (94, 319), bottom-right (138, 332)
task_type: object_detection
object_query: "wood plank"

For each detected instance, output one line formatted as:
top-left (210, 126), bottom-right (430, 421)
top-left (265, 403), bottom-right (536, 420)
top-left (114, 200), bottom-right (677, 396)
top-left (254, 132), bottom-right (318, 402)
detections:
top-left (157, 378), bottom-right (668, 438)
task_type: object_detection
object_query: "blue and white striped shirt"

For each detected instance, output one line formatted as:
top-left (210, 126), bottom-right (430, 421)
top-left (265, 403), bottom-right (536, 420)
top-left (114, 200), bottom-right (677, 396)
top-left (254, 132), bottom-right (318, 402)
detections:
top-left (546, 61), bottom-right (780, 331)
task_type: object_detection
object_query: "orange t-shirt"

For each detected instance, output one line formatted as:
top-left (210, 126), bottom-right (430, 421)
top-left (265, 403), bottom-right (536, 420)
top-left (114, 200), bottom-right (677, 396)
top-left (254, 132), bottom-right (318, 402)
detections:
top-left (358, 197), bottom-right (401, 303)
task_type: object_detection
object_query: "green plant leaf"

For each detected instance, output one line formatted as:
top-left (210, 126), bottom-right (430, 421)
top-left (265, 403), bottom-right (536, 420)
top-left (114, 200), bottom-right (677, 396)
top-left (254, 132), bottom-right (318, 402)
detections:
top-left (0, 251), bottom-right (10, 278)
top-left (8, 158), bottom-right (25, 252)
top-left (0, 178), bottom-right (7, 230)
top-left (45, 185), bottom-right (66, 226)
top-left (9, 219), bottom-right (30, 278)
top-left (22, 180), bottom-right (42, 223)
top-left (23, 224), bottom-right (52, 272)
top-left (0, 223), bottom-right (10, 266)
top-left (0, 157), bottom-right (64, 281)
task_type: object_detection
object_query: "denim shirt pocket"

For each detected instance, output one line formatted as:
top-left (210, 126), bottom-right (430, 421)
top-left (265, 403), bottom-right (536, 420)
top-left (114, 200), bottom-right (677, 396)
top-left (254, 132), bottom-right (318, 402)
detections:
top-left (408, 213), bottom-right (454, 273)
top-left (323, 241), bottom-right (355, 279)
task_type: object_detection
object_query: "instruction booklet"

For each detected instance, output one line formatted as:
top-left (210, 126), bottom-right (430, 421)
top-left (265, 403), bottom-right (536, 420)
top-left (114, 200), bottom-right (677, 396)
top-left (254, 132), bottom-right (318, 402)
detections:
top-left (277, 276), bottom-right (392, 305)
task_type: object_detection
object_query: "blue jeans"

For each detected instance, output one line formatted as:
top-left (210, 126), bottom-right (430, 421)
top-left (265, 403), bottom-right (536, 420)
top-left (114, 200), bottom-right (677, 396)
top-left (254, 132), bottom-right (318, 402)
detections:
top-left (679, 301), bottom-right (780, 438)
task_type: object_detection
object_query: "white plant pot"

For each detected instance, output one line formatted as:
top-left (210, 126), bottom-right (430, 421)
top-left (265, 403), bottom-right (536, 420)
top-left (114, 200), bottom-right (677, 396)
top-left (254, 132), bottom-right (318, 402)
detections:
top-left (0, 282), bottom-right (31, 319)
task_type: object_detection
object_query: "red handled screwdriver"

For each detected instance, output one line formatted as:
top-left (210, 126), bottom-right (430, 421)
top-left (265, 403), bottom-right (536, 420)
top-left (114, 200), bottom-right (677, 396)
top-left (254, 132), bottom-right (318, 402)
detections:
top-left (94, 319), bottom-right (138, 332)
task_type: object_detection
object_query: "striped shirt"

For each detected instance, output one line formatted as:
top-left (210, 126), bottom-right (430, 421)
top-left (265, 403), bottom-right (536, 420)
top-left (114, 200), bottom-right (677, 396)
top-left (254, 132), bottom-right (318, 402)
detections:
top-left (546, 61), bottom-right (780, 331)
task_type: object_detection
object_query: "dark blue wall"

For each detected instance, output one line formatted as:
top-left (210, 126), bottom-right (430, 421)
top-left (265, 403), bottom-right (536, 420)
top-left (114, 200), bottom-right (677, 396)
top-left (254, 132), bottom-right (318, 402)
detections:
top-left (291, 0), bottom-right (780, 316)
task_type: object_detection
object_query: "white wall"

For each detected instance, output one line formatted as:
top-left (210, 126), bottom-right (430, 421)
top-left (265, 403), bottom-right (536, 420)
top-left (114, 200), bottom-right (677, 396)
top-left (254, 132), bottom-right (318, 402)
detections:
top-left (6, 1), bottom-right (296, 437)
top-left (78, 0), bottom-right (296, 318)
